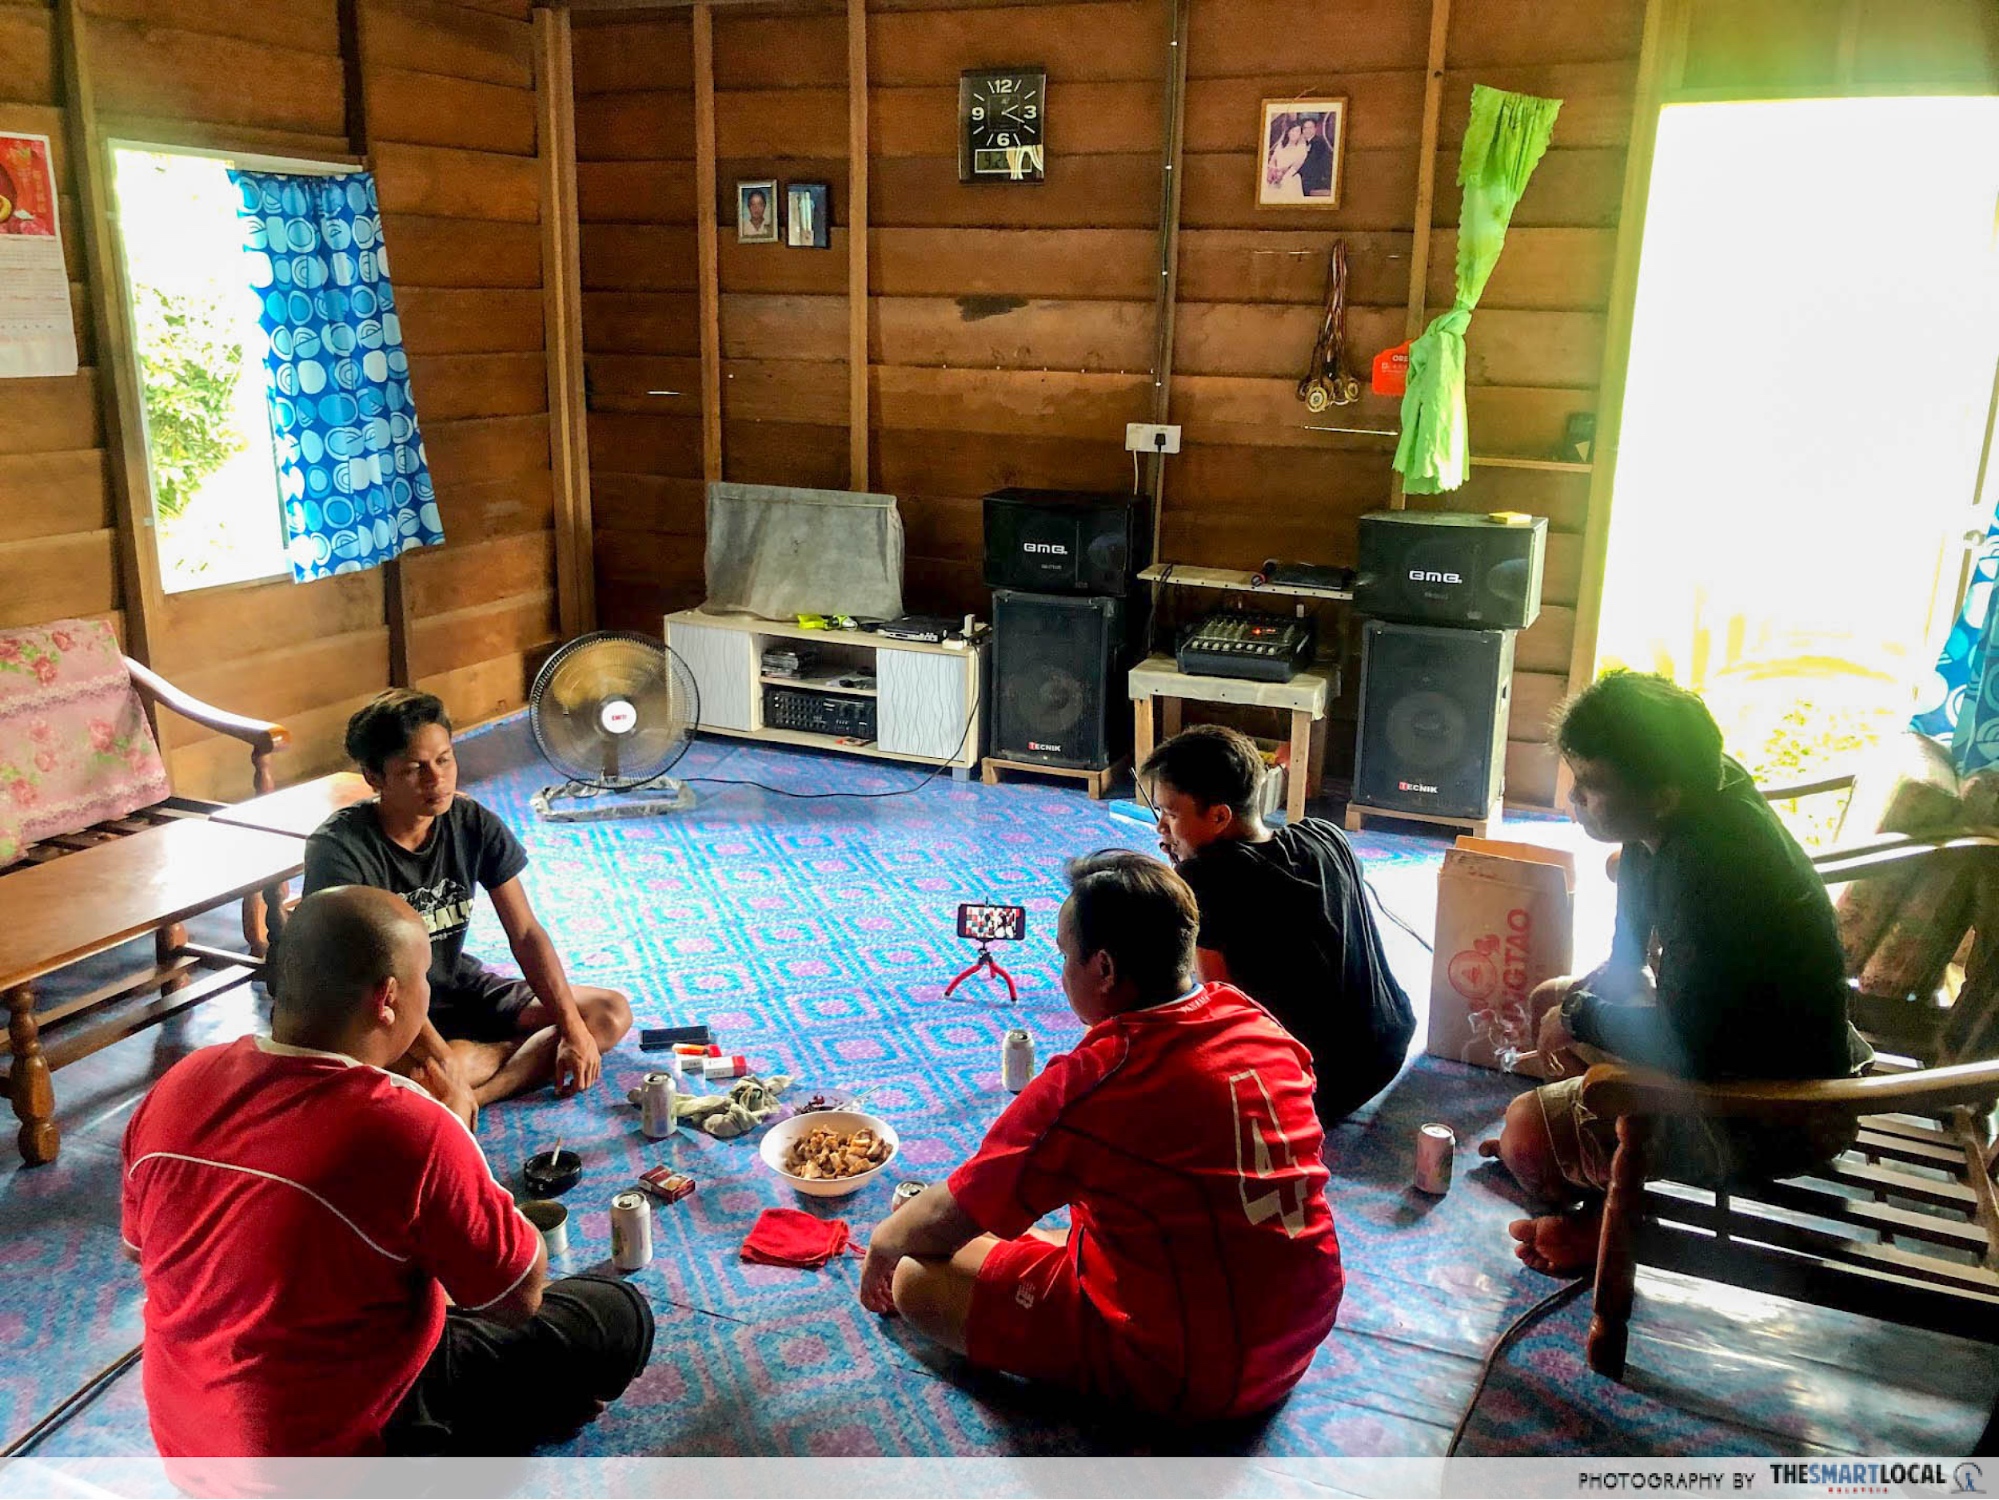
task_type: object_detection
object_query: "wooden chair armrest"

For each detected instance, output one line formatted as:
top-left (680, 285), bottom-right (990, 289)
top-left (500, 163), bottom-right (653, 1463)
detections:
top-left (125, 656), bottom-right (291, 757)
top-left (1811, 829), bottom-right (1999, 883)
top-left (1759, 772), bottom-right (1857, 803)
top-left (1580, 1058), bottom-right (1999, 1126)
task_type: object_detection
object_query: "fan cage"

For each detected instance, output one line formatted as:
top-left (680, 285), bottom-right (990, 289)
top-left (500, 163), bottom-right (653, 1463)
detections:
top-left (529, 631), bottom-right (701, 791)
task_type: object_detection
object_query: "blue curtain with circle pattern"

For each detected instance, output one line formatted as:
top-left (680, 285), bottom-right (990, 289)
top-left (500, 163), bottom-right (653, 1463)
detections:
top-left (1912, 514), bottom-right (1999, 772)
top-left (227, 169), bottom-right (444, 582)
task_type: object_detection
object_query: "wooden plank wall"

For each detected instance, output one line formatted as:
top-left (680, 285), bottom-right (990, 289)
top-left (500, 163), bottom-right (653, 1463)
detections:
top-left (570, 0), bottom-right (1641, 804)
top-left (573, 9), bottom-right (704, 631)
top-left (0, 3), bottom-right (119, 647)
top-left (0, 0), bottom-right (565, 801)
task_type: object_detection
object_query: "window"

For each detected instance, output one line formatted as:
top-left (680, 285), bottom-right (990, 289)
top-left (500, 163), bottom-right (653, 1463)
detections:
top-left (111, 147), bottom-right (289, 594)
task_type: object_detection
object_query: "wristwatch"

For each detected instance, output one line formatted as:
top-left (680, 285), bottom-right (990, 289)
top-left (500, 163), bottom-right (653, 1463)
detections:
top-left (1558, 983), bottom-right (1592, 1031)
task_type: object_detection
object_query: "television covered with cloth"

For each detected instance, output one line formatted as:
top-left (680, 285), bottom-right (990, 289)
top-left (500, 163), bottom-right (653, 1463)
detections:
top-left (702, 483), bottom-right (905, 621)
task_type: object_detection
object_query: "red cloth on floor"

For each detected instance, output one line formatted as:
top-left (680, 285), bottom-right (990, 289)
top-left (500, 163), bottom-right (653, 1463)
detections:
top-left (740, 1208), bottom-right (861, 1268)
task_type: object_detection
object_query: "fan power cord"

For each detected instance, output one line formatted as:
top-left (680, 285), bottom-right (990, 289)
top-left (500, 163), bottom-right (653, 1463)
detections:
top-left (1445, 1276), bottom-right (1588, 1457)
top-left (1, 1343), bottom-right (142, 1458)
top-left (688, 698), bottom-right (981, 802)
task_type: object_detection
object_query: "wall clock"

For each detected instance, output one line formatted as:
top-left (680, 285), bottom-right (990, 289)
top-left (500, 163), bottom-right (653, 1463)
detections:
top-left (959, 67), bottom-right (1046, 183)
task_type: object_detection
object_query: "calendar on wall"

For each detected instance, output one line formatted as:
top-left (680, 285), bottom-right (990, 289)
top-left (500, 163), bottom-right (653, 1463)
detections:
top-left (0, 133), bottom-right (79, 379)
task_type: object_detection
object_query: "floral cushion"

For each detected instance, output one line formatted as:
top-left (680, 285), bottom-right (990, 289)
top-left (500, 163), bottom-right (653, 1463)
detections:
top-left (0, 619), bottom-right (171, 866)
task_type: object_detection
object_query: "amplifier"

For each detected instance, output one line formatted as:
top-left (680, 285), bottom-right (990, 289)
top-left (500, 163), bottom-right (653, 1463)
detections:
top-left (761, 686), bottom-right (877, 741)
top-left (1176, 609), bottom-right (1316, 683)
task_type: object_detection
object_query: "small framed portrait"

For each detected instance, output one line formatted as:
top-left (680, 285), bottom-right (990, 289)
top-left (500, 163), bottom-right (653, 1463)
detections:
top-left (786, 182), bottom-right (830, 249)
top-left (1256, 99), bottom-right (1347, 208)
top-left (736, 179), bottom-right (778, 243)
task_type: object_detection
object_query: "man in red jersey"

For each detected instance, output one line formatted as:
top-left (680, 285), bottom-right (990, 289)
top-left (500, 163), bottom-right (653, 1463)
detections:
top-left (860, 850), bottom-right (1344, 1420)
top-left (120, 887), bottom-right (653, 1460)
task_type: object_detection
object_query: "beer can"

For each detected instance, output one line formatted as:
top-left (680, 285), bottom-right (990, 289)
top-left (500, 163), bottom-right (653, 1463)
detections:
top-left (640, 1070), bottom-right (679, 1139)
top-left (610, 1189), bottom-right (653, 1271)
top-left (1414, 1123), bottom-right (1456, 1195)
top-left (1001, 1029), bottom-right (1035, 1092)
top-left (891, 1179), bottom-right (927, 1211)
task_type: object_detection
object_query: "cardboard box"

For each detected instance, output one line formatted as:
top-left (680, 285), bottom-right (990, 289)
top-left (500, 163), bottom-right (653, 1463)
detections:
top-left (1427, 838), bottom-right (1576, 1073)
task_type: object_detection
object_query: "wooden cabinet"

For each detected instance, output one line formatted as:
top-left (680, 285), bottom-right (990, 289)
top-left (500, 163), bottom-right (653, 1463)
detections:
top-left (663, 610), bottom-right (984, 772)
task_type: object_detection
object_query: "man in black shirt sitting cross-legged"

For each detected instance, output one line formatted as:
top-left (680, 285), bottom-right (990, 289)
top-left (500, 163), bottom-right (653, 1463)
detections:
top-left (1480, 671), bottom-right (1871, 1275)
top-left (1141, 724), bottom-right (1417, 1124)
top-left (303, 690), bottom-right (631, 1116)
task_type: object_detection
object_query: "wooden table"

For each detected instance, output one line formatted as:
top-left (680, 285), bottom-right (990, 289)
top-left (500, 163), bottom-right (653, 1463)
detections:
top-left (1128, 655), bottom-right (1334, 824)
top-left (210, 773), bottom-right (373, 944)
top-left (2, 819), bottom-right (305, 1167)
top-left (210, 771), bottom-right (372, 839)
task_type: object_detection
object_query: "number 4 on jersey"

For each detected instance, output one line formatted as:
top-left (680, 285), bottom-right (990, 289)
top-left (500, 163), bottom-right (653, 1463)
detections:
top-left (1229, 1070), bottom-right (1309, 1237)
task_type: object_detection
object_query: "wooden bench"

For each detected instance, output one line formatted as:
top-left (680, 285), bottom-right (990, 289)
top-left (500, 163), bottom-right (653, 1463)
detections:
top-left (3, 819), bottom-right (307, 1166)
top-left (1128, 654), bottom-right (1333, 823)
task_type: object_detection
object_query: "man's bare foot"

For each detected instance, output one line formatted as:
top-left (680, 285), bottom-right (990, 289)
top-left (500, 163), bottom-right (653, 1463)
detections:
top-left (1507, 1208), bottom-right (1602, 1276)
top-left (1478, 1137), bottom-right (1501, 1160)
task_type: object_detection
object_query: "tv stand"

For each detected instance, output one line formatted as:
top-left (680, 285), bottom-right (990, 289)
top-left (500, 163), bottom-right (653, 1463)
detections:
top-left (663, 609), bottom-right (985, 775)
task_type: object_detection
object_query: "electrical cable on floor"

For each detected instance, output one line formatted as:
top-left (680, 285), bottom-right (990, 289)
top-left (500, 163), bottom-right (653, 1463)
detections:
top-left (1444, 1276), bottom-right (1588, 1457)
top-left (686, 697), bottom-right (981, 802)
top-left (0, 1343), bottom-right (142, 1459)
top-left (1364, 873), bottom-right (1434, 952)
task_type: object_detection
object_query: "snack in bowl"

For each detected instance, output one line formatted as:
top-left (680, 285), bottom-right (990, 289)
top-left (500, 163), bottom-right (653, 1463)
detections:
top-left (786, 1125), bottom-right (890, 1181)
top-left (758, 1109), bottom-right (900, 1199)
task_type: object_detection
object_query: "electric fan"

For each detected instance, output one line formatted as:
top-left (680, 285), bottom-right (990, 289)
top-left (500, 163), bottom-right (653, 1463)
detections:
top-left (528, 631), bottom-right (700, 822)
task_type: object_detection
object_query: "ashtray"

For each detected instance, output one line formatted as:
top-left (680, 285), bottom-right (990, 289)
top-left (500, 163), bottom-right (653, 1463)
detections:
top-left (522, 1148), bottom-right (582, 1197)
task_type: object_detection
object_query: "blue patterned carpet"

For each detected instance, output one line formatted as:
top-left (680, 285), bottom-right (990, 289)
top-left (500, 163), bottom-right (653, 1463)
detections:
top-left (2, 717), bottom-right (1992, 1465)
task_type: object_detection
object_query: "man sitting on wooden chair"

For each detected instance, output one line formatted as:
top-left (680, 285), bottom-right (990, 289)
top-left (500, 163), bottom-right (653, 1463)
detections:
top-left (1479, 671), bottom-right (1872, 1275)
top-left (303, 690), bottom-right (631, 1114)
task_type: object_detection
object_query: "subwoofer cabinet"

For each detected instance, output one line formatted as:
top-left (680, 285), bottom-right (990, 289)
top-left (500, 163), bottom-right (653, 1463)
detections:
top-left (988, 590), bottom-right (1128, 772)
top-left (1348, 621), bottom-right (1513, 832)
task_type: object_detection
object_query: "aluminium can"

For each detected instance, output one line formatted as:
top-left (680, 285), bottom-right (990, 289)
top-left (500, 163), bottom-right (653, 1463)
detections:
top-left (891, 1179), bottom-right (928, 1211)
top-left (1414, 1123), bottom-right (1456, 1196)
top-left (1001, 1029), bottom-right (1035, 1093)
top-left (610, 1189), bottom-right (654, 1271)
top-left (640, 1071), bottom-right (679, 1139)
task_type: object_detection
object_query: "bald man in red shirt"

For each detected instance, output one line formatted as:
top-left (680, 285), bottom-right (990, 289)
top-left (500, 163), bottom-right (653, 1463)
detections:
top-left (861, 850), bottom-right (1344, 1420)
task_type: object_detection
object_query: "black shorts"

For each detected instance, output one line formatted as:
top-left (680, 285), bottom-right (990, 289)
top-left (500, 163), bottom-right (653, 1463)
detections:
top-left (384, 1275), bottom-right (655, 1455)
top-left (430, 962), bottom-right (539, 1042)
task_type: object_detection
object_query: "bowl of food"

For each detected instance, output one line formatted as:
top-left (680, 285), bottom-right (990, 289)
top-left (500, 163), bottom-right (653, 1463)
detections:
top-left (758, 1110), bottom-right (899, 1199)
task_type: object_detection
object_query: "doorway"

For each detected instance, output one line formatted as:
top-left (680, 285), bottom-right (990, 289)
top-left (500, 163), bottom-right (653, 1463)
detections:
top-left (1595, 96), bottom-right (1999, 838)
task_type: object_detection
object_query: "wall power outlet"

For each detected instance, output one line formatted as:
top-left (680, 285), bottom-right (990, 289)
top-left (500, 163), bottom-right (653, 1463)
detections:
top-left (1124, 423), bottom-right (1182, 454)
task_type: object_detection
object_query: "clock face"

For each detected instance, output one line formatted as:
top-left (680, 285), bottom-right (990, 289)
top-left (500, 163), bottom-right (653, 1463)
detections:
top-left (959, 68), bottom-right (1046, 182)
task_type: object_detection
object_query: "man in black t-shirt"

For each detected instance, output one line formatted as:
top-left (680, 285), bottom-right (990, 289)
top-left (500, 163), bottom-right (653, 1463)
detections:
top-left (303, 690), bottom-right (631, 1112)
top-left (1140, 726), bottom-right (1416, 1124)
top-left (1478, 672), bottom-right (1870, 1277)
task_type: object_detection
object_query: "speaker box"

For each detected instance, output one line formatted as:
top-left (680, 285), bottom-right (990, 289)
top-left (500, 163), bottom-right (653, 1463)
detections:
top-left (1354, 511), bottom-right (1547, 629)
top-left (991, 590), bottom-right (1126, 769)
top-left (1352, 621), bottom-right (1514, 820)
top-left (983, 489), bottom-right (1151, 596)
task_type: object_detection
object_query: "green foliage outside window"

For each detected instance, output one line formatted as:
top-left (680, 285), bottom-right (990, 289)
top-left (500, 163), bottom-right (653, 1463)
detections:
top-left (133, 283), bottom-right (245, 520)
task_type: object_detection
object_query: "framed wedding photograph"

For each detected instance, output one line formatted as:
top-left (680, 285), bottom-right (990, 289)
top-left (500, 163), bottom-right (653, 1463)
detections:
top-left (786, 182), bottom-right (830, 249)
top-left (1256, 98), bottom-right (1347, 208)
top-left (736, 179), bottom-right (778, 243)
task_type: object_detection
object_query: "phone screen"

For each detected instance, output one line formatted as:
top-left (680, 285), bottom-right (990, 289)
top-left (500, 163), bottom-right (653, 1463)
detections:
top-left (957, 903), bottom-right (1026, 942)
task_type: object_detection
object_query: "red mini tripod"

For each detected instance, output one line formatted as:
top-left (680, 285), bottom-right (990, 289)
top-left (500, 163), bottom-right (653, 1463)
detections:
top-left (944, 940), bottom-right (1018, 1003)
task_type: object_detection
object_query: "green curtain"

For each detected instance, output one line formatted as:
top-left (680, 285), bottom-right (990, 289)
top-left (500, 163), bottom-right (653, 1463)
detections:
top-left (1394, 84), bottom-right (1563, 494)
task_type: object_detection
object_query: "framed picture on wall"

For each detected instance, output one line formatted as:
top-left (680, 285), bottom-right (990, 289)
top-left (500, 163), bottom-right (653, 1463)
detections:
top-left (1256, 98), bottom-right (1347, 208)
top-left (736, 179), bottom-right (779, 243)
top-left (786, 182), bottom-right (830, 248)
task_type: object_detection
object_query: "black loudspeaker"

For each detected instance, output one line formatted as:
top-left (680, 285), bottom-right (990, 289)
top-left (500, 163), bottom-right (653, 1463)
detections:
top-left (1352, 621), bottom-right (1514, 820)
top-left (991, 590), bottom-right (1125, 769)
top-left (983, 489), bottom-right (1152, 596)
top-left (1354, 511), bottom-right (1547, 629)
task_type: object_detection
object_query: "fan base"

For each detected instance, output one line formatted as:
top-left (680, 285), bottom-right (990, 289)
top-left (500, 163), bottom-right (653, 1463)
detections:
top-left (532, 780), bottom-right (697, 822)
